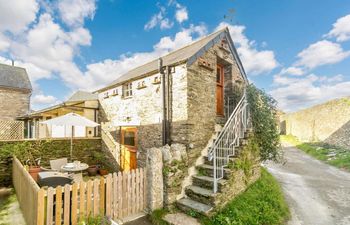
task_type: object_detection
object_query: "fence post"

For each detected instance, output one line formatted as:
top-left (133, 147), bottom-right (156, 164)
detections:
top-left (37, 189), bottom-right (45, 225)
top-left (146, 147), bottom-right (164, 211)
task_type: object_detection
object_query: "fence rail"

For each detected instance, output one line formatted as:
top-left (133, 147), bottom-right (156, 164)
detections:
top-left (12, 157), bottom-right (147, 225)
top-left (0, 120), bottom-right (24, 140)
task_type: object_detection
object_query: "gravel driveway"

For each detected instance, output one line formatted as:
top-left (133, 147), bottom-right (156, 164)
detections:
top-left (265, 144), bottom-right (350, 225)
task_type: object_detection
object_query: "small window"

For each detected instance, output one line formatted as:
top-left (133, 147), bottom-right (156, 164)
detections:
top-left (123, 82), bottom-right (133, 97)
top-left (123, 130), bottom-right (135, 146)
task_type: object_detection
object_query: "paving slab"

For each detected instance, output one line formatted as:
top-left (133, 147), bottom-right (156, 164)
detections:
top-left (164, 213), bottom-right (201, 225)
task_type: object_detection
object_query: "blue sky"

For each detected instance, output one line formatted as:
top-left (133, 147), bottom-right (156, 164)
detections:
top-left (0, 0), bottom-right (349, 112)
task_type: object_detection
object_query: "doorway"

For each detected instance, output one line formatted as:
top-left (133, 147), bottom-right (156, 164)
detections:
top-left (216, 64), bottom-right (224, 116)
top-left (120, 127), bottom-right (137, 171)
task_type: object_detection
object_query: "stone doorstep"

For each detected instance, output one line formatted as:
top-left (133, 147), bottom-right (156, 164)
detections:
top-left (164, 212), bottom-right (202, 225)
top-left (176, 198), bottom-right (213, 216)
top-left (113, 212), bottom-right (147, 225)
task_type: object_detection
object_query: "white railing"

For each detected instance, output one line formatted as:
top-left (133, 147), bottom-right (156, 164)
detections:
top-left (208, 91), bottom-right (250, 193)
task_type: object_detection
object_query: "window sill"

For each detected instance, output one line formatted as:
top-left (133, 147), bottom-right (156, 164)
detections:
top-left (122, 96), bottom-right (133, 99)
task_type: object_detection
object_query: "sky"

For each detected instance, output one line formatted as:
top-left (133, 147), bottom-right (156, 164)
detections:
top-left (0, 0), bottom-right (349, 112)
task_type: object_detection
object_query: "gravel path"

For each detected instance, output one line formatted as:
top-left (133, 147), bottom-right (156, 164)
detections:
top-left (265, 144), bottom-right (350, 225)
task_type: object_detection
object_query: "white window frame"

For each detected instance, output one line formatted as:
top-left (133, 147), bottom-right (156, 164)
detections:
top-left (123, 82), bottom-right (133, 98)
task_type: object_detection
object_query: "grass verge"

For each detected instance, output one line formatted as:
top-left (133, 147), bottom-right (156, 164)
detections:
top-left (201, 168), bottom-right (290, 225)
top-left (281, 135), bottom-right (350, 171)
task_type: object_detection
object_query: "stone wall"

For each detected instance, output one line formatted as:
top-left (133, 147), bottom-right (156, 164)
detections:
top-left (215, 135), bottom-right (261, 209)
top-left (0, 88), bottom-right (30, 120)
top-left (99, 65), bottom-right (188, 168)
top-left (99, 37), bottom-right (246, 171)
top-left (281, 97), bottom-right (350, 149)
top-left (0, 138), bottom-right (117, 187)
top-left (186, 40), bottom-right (246, 161)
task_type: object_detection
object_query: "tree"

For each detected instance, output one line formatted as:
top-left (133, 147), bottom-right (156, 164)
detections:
top-left (246, 84), bottom-right (281, 161)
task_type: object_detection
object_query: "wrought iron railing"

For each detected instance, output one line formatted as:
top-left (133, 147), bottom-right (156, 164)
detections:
top-left (208, 90), bottom-right (250, 193)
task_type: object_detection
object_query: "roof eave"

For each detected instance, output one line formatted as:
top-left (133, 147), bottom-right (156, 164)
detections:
top-left (95, 59), bottom-right (188, 93)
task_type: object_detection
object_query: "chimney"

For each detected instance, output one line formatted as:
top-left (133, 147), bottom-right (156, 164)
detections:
top-left (11, 60), bottom-right (14, 66)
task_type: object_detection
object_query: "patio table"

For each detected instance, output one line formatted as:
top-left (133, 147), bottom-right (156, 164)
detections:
top-left (61, 163), bottom-right (89, 172)
top-left (61, 163), bottom-right (89, 182)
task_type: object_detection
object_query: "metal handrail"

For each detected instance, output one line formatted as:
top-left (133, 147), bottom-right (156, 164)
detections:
top-left (208, 90), bottom-right (250, 193)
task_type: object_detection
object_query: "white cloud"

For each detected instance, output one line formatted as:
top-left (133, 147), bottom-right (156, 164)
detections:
top-left (58, 0), bottom-right (96, 27)
top-left (31, 94), bottom-right (57, 105)
top-left (326, 14), bottom-right (350, 42)
top-left (280, 66), bottom-right (304, 76)
top-left (216, 22), bottom-right (278, 75)
top-left (175, 5), bottom-right (188, 23)
top-left (160, 18), bottom-right (174, 30)
top-left (270, 73), bottom-right (350, 112)
top-left (0, 0), bottom-right (38, 33)
top-left (296, 40), bottom-right (350, 69)
top-left (82, 24), bottom-right (207, 90)
top-left (144, 6), bottom-right (173, 30)
top-left (0, 34), bottom-right (9, 51)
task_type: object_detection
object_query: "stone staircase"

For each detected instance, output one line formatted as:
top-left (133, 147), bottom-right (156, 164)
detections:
top-left (176, 128), bottom-right (251, 215)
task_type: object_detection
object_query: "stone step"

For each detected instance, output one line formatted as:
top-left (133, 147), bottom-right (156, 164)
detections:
top-left (192, 175), bottom-right (226, 192)
top-left (203, 155), bottom-right (237, 166)
top-left (185, 185), bottom-right (216, 205)
top-left (196, 164), bottom-right (232, 179)
top-left (176, 198), bottom-right (213, 216)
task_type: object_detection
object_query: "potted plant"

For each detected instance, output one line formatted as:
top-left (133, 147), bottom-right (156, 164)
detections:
top-left (99, 168), bottom-right (109, 176)
top-left (93, 152), bottom-right (109, 176)
top-left (24, 150), bottom-right (41, 182)
top-left (87, 165), bottom-right (99, 176)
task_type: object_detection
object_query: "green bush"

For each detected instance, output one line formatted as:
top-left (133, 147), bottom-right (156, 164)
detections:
top-left (201, 168), bottom-right (290, 225)
top-left (246, 85), bottom-right (281, 161)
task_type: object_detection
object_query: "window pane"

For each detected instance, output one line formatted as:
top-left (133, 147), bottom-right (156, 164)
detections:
top-left (124, 131), bottom-right (135, 146)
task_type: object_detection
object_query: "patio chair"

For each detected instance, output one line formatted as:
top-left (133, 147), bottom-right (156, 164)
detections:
top-left (49, 158), bottom-right (68, 172)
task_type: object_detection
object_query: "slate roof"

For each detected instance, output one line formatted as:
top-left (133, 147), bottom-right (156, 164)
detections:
top-left (97, 27), bottom-right (247, 92)
top-left (66, 90), bottom-right (98, 102)
top-left (0, 63), bottom-right (32, 90)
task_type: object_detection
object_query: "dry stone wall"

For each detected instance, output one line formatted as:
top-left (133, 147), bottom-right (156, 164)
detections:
top-left (281, 97), bottom-right (350, 149)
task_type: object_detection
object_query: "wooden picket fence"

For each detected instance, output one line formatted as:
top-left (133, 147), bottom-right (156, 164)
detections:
top-left (0, 120), bottom-right (24, 140)
top-left (12, 156), bottom-right (147, 225)
top-left (12, 157), bottom-right (41, 225)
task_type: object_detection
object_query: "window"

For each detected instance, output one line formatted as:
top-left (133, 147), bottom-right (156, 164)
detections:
top-left (123, 130), bottom-right (136, 146)
top-left (112, 88), bottom-right (118, 96)
top-left (123, 82), bottom-right (133, 97)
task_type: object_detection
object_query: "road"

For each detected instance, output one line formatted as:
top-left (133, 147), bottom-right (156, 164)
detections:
top-left (265, 144), bottom-right (350, 225)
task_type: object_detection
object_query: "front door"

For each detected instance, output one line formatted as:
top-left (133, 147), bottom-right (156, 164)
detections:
top-left (120, 127), bottom-right (137, 171)
top-left (216, 64), bottom-right (224, 116)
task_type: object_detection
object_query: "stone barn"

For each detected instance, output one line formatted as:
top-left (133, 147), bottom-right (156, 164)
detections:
top-left (0, 63), bottom-right (32, 120)
top-left (97, 27), bottom-right (248, 171)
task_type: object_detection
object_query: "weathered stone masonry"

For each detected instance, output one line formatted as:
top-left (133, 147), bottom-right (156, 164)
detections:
top-left (0, 87), bottom-right (31, 120)
top-left (281, 97), bottom-right (350, 149)
top-left (99, 39), bottom-right (245, 169)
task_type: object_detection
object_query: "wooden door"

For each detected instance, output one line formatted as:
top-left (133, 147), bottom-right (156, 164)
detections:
top-left (216, 65), bottom-right (224, 116)
top-left (120, 127), bottom-right (137, 171)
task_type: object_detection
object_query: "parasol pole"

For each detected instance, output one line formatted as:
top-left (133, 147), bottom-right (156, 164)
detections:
top-left (70, 125), bottom-right (73, 161)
